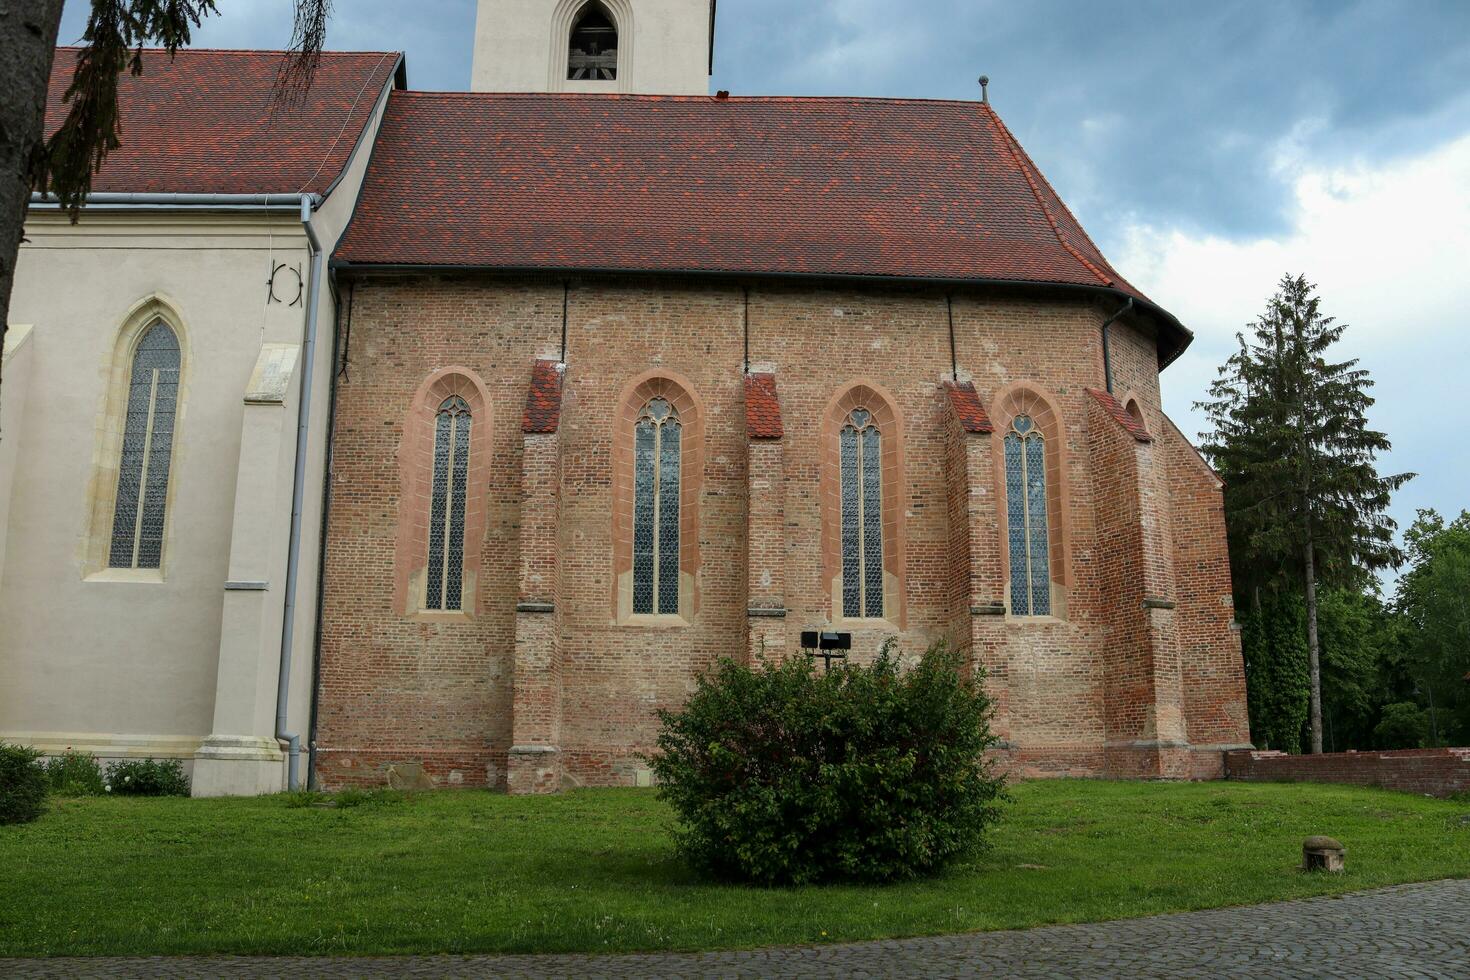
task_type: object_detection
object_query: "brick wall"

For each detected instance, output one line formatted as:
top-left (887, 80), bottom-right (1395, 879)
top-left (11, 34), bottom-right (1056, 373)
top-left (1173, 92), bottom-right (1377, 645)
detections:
top-left (314, 273), bottom-right (1250, 789)
top-left (1226, 748), bottom-right (1470, 798)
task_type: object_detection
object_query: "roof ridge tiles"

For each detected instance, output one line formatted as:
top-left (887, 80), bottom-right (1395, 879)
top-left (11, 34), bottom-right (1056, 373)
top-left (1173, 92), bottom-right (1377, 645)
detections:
top-left (390, 90), bottom-right (990, 108)
top-left (986, 106), bottom-right (1134, 293)
top-left (983, 104), bottom-right (1114, 289)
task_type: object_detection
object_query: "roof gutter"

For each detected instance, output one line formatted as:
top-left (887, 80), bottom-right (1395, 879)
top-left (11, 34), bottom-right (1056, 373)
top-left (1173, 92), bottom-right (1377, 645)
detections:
top-left (28, 192), bottom-right (320, 211)
top-left (275, 193), bottom-right (325, 791)
top-left (330, 260), bottom-right (1194, 369)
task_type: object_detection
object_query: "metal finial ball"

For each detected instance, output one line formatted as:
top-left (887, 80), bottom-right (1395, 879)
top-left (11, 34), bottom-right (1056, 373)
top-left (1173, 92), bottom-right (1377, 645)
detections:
top-left (979, 75), bottom-right (989, 86)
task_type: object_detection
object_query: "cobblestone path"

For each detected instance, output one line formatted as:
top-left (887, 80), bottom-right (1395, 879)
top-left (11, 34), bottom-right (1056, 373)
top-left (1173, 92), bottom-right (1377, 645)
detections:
top-left (6, 878), bottom-right (1467, 978)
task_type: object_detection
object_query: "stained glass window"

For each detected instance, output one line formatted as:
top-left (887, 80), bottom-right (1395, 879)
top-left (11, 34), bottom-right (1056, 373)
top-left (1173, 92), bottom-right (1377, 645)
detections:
top-left (1005, 414), bottom-right (1051, 615)
top-left (632, 397), bottom-right (681, 615)
top-left (108, 321), bottom-right (180, 569)
top-left (426, 396), bottom-right (471, 611)
top-left (840, 408), bottom-right (884, 618)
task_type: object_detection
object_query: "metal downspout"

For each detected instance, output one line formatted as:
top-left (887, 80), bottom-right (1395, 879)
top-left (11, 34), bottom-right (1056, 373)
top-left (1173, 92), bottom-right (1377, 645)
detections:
top-left (277, 194), bottom-right (325, 790)
top-left (1100, 297), bottom-right (1134, 394)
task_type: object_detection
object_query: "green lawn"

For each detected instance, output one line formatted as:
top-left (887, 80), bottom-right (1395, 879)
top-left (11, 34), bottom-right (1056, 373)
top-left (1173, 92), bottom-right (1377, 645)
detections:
top-left (2, 780), bottom-right (1467, 956)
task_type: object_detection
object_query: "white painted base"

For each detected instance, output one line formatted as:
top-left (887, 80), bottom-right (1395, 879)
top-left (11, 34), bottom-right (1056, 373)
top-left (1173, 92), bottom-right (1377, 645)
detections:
top-left (191, 735), bottom-right (284, 797)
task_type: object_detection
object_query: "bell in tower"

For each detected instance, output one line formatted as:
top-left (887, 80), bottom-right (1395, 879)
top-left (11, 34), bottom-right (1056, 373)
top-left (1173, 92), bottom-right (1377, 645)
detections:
top-left (568, 4), bottom-right (618, 80)
top-left (470, 0), bottom-right (716, 95)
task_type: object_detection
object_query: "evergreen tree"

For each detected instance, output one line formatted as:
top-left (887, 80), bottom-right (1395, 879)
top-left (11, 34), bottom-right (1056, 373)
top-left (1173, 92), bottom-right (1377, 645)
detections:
top-left (1199, 274), bottom-right (1411, 753)
top-left (1395, 509), bottom-right (1470, 745)
top-left (1239, 591), bottom-right (1309, 752)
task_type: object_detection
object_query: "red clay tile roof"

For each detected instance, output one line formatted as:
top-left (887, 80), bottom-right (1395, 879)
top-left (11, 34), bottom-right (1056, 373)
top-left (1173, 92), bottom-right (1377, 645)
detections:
top-left (523, 359), bottom-right (565, 433)
top-left (44, 47), bottom-right (401, 196)
top-left (744, 373), bottom-right (783, 439)
top-left (943, 381), bottom-right (993, 434)
top-left (335, 92), bottom-right (1190, 364)
top-left (1087, 388), bottom-right (1153, 443)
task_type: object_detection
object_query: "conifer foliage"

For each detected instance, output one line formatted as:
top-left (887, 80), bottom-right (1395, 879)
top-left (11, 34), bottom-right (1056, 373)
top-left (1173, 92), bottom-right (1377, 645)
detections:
top-left (1199, 274), bottom-right (1411, 753)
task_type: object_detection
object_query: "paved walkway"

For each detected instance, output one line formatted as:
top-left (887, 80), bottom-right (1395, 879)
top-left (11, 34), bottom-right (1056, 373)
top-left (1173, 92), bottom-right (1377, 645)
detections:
top-left (6, 879), bottom-right (1468, 978)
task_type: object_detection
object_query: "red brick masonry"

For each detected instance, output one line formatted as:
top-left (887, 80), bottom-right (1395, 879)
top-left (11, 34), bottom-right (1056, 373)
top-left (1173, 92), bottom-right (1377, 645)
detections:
top-left (1226, 747), bottom-right (1470, 798)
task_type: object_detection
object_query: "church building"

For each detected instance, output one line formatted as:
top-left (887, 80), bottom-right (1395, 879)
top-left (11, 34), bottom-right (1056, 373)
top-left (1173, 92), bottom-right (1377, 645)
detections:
top-left (1, 0), bottom-right (1250, 795)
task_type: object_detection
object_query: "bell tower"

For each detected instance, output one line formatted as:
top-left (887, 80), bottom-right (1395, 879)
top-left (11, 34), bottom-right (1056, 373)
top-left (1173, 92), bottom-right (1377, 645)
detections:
top-left (471, 0), bottom-right (715, 95)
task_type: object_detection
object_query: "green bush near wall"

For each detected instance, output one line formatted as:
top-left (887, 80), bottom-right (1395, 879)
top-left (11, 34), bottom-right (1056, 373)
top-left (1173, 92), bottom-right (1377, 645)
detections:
top-left (43, 751), bottom-right (106, 796)
top-left (104, 759), bottom-right (190, 797)
top-left (0, 742), bottom-right (48, 825)
top-left (649, 641), bottom-right (1007, 886)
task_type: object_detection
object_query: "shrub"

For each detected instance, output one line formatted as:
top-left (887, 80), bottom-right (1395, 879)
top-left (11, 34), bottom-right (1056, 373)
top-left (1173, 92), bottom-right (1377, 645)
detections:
top-left (0, 742), bottom-right (48, 825)
top-left (43, 750), bottom-right (105, 796)
top-left (649, 640), bottom-right (1006, 886)
top-left (1374, 702), bottom-right (1430, 750)
top-left (104, 758), bottom-right (191, 797)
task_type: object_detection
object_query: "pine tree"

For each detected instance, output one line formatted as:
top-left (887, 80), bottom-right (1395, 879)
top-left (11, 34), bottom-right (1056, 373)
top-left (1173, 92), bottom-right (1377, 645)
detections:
top-left (1199, 274), bottom-right (1411, 753)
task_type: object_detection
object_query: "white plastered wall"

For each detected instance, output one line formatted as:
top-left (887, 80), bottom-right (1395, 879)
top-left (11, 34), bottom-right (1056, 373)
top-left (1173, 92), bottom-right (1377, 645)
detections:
top-left (471, 0), bottom-right (712, 94)
top-left (0, 72), bottom-right (395, 793)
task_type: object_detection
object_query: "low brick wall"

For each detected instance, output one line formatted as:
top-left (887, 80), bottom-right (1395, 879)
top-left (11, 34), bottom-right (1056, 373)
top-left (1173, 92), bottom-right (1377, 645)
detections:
top-left (1226, 747), bottom-right (1470, 798)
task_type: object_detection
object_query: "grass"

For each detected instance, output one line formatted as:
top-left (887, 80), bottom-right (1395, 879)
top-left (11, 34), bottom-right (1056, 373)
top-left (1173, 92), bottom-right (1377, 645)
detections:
top-left (2, 779), bottom-right (1467, 956)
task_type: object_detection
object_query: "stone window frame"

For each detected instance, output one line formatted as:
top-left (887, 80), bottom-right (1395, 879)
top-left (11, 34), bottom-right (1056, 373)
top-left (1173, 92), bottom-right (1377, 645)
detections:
top-left (610, 370), bottom-right (704, 626)
top-left (820, 381), bottom-right (905, 628)
top-left (394, 367), bottom-right (494, 620)
top-left (990, 381), bottom-right (1071, 620)
top-left (83, 295), bottom-right (191, 583)
top-left (550, 0), bottom-right (634, 93)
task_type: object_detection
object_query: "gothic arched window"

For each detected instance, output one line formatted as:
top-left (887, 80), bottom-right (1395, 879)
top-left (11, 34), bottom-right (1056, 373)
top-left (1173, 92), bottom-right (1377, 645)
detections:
top-left (1004, 414), bottom-right (1051, 615)
top-left (108, 321), bottom-right (180, 569)
top-left (840, 407), bottom-right (884, 619)
top-left (568, 2), bottom-right (618, 80)
top-left (632, 397), bottom-right (681, 614)
top-left (426, 395), bottom-right (472, 611)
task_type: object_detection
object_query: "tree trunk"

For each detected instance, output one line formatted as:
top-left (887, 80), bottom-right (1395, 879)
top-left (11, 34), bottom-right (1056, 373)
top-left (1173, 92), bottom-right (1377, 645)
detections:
top-left (0, 0), bottom-right (66, 439)
top-left (1303, 532), bottom-right (1323, 754)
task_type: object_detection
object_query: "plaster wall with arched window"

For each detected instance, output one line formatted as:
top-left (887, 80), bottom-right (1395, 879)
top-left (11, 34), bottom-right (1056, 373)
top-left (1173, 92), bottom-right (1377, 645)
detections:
top-left (394, 368), bottom-right (494, 618)
top-left (990, 382), bottom-right (1070, 618)
top-left (84, 296), bottom-right (190, 580)
top-left (820, 381), bottom-right (904, 627)
top-left (610, 371), bottom-right (704, 624)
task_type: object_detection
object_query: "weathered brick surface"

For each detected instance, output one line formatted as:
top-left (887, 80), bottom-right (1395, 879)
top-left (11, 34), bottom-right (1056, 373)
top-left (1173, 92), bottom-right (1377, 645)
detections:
top-left (1226, 747), bottom-right (1470, 798)
top-left (315, 275), bottom-right (1250, 789)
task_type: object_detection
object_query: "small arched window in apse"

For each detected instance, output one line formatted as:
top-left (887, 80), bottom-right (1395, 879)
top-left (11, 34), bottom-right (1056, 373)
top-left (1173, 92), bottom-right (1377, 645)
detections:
top-left (1125, 397), bottom-right (1148, 434)
top-left (568, 2), bottom-right (618, 79)
top-left (632, 396), bottom-right (681, 615)
top-left (426, 395), bottom-right (472, 611)
top-left (1004, 413), bottom-right (1051, 616)
top-left (840, 407), bottom-right (884, 619)
top-left (108, 321), bottom-right (181, 569)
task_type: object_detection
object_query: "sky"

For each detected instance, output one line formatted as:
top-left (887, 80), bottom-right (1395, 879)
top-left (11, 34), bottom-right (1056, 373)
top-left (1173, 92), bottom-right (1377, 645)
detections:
top-left (58, 0), bottom-right (1470, 584)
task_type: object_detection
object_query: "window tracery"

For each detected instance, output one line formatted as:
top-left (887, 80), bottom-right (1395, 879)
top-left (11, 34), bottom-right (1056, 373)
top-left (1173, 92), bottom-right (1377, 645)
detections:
top-left (840, 407), bottom-right (884, 619)
top-left (108, 321), bottom-right (180, 569)
top-left (426, 395), bottom-right (472, 611)
top-left (1004, 414), bottom-right (1051, 615)
top-left (632, 397), bottom-right (681, 615)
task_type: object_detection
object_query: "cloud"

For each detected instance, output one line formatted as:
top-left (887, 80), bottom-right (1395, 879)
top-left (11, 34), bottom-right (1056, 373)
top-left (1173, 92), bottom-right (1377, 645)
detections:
top-left (1121, 131), bottom-right (1470, 564)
